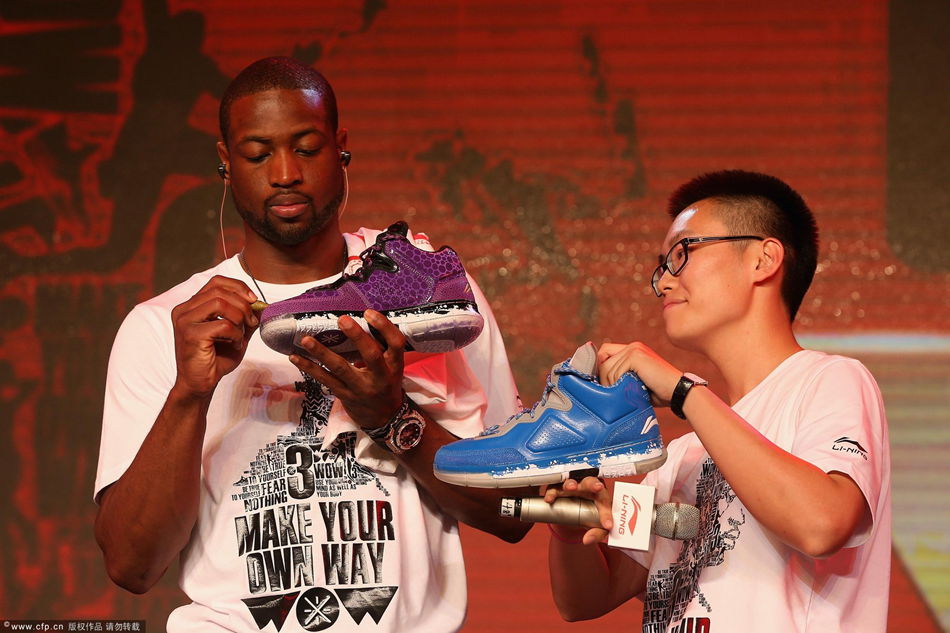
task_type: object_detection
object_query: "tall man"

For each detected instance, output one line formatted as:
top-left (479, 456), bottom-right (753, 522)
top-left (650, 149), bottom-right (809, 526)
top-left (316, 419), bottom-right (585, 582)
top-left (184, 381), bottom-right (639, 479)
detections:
top-left (94, 56), bottom-right (529, 632)
top-left (547, 170), bottom-right (891, 632)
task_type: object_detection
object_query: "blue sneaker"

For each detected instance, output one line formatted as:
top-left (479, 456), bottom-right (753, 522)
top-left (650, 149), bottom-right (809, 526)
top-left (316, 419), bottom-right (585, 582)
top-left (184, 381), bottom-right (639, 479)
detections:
top-left (433, 342), bottom-right (666, 488)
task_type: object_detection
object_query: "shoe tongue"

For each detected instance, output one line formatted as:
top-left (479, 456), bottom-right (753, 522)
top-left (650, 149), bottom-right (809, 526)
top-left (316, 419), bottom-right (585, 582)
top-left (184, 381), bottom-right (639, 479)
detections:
top-left (567, 341), bottom-right (599, 374)
top-left (384, 221), bottom-right (409, 238)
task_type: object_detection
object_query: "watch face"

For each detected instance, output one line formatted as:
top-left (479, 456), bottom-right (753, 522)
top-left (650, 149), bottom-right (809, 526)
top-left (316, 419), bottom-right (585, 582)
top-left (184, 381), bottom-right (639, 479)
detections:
top-left (393, 419), bottom-right (424, 450)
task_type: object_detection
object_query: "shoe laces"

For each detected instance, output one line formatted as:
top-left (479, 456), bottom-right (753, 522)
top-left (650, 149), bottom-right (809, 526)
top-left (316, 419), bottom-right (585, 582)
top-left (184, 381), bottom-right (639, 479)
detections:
top-left (343, 238), bottom-right (397, 283)
top-left (478, 361), bottom-right (598, 436)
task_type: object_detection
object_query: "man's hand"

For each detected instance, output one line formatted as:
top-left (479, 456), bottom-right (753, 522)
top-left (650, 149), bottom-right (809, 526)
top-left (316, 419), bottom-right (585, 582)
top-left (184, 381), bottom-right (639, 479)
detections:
top-left (597, 341), bottom-right (681, 406)
top-left (289, 310), bottom-right (405, 428)
top-left (542, 476), bottom-right (614, 546)
top-left (171, 275), bottom-right (260, 399)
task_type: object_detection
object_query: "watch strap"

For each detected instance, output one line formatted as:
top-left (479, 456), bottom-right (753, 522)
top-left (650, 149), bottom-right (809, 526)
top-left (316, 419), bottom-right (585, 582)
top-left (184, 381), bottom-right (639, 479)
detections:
top-left (670, 373), bottom-right (706, 419)
top-left (366, 394), bottom-right (425, 453)
top-left (366, 395), bottom-right (409, 441)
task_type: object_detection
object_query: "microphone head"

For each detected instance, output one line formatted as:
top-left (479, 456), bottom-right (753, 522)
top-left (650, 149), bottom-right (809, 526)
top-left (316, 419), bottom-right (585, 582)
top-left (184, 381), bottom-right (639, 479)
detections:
top-left (653, 502), bottom-right (700, 540)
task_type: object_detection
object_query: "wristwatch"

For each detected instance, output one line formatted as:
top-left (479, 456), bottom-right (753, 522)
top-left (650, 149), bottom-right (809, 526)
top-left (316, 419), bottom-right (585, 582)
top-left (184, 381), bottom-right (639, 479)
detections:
top-left (366, 395), bottom-right (427, 454)
top-left (670, 372), bottom-right (708, 419)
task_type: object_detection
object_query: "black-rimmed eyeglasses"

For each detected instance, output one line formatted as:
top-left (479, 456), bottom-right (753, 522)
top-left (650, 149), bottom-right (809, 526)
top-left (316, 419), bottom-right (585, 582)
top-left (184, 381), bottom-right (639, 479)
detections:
top-left (651, 235), bottom-right (765, 297)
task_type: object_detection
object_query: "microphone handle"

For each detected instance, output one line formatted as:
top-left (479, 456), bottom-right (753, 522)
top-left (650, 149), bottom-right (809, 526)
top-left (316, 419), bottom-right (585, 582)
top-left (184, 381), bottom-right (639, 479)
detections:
top-left (500, 496), bottom-right (601, 528)
top-left (500, 496), bottom-right (701, 540)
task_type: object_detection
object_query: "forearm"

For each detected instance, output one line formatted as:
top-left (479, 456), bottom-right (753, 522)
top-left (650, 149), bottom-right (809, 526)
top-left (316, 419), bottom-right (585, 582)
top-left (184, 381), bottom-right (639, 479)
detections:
top-left (95, 385), bottom-right (209, 593)
top-left (397, 419), bottom-right (534, 542)
top-left (549, 530), bottom-right (646, 621)
top-left (683, 386), bottom-right (866, 557)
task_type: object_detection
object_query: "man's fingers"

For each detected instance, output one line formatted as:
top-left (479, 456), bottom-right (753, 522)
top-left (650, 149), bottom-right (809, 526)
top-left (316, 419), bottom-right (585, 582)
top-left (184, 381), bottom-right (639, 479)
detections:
top-left (599, 354), bottom-right (628, 387)
top-left (179, 289), bottom-right (259, 331)
top-left (295, 336), bottom-right (353, 372)
top-left (184, 319), bottom-right (246, 351)
top-left (582, 528), bottom-right (610, 545)
top-left (338, 316), bottom-right (387, 370)
top-left (289, 344), bottom-right (349, 395)
top-left (183, 276), bottom-right (261, 327)
top-left (577, 476), bottom-right (613, 531)
top-left (365, 310), bottom-right (405, 369)
top-left (596, 342), bottom-right (624, 365)
top-left (196, 297), bottom-right (251, 327)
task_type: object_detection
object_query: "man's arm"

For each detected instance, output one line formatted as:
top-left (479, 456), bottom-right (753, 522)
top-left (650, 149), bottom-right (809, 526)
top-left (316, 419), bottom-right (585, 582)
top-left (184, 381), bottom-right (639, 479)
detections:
top-left (545, 477), bottom-right (648, 620)
top-left (95, 387), bottom-right (209, 593)
top-left (95, 276), bottom-right (259, 593)
top-left (290, 310), bottom-right (533, 543)
top-left (598, 342), bottom-right (869, 558)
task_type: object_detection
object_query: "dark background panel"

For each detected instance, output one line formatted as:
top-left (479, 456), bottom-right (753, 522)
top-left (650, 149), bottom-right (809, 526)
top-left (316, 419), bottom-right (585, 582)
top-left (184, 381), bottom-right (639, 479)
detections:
top-left (887, 0), bottom-right (950, 271)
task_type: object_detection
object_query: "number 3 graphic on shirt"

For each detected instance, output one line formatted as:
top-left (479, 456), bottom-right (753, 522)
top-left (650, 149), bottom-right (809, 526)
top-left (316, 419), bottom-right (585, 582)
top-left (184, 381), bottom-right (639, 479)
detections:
top-left (286, 445), bottom-right (315, 499)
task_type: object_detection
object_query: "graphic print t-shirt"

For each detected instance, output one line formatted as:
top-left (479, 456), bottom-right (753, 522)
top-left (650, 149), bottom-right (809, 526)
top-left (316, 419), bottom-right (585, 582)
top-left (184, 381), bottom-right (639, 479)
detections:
top-left (95, 232), bottom-right (518, 633)
top-left (627, 350), bottom-right (891, 633)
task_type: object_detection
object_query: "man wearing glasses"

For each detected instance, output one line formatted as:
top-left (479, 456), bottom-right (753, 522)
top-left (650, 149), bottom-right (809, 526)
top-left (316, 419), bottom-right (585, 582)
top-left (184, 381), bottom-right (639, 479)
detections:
top-left (546, 170), bottom-right (891, 632)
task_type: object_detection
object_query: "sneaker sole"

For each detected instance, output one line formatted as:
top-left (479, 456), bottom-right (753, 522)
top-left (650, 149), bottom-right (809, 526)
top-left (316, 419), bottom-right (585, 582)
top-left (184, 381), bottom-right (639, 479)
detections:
top-left (261, 303), bottom-right (484, 359)
top-left (434, 446), bottom-right (667, 488)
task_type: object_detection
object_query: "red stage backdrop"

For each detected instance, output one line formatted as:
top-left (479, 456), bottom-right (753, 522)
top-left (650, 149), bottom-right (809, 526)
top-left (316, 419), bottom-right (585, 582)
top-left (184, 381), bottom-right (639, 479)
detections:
top-left (1, 1), bottom-right (947, 631)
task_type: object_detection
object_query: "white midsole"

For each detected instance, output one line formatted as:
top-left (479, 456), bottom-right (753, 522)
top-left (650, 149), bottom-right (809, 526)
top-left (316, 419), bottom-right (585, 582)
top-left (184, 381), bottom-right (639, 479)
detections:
top-left (434, 447), bottom-right (667, 488)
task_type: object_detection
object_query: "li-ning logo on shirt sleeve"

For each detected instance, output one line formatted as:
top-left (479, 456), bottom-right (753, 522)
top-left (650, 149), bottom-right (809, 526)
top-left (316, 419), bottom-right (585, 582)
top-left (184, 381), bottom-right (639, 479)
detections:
top-left (832, 436), bottom-right (869, 460)
top-left (231, 374), bottom-right (398, 631)
top-left (642, 459), bottom-right (745, 633)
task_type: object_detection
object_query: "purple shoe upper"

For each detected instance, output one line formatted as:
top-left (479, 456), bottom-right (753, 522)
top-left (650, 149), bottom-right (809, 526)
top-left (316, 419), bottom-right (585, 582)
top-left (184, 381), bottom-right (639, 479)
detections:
top-left (260, 221), bottom-right (475, 322)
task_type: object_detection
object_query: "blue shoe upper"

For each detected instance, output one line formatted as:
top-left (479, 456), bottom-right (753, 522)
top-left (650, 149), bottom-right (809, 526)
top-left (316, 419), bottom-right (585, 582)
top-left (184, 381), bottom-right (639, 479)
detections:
top-left (434, 361), bottom-right (659, 473)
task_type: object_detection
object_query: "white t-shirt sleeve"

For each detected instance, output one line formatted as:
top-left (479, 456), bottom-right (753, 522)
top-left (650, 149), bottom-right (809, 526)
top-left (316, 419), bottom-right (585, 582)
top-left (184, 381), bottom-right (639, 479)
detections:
top-left (789, 358), bottom-right (888, 547)
top-left (94, 304), bottom-right (176, 502)
top-left (461, 272), bottom-right (521, 427)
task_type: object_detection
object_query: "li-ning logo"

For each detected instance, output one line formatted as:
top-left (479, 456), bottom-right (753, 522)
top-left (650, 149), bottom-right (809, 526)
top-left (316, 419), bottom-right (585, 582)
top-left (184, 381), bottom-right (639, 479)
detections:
top-left (317, 330), bottom-right (347, 346)
top-left (618, 495), bottom-right (642, 535)
top-left (641, 415), bottom-right (659, 435)
top-left (832, 436), bottom-right (868, 460)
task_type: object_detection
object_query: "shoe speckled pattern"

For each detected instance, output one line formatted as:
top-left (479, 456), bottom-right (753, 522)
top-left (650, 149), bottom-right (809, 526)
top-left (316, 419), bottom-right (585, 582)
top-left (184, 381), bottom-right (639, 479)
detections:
top-left (259, 221), bottom-right (484, 360)
top-left (433, 342), bottom-right (666, 488)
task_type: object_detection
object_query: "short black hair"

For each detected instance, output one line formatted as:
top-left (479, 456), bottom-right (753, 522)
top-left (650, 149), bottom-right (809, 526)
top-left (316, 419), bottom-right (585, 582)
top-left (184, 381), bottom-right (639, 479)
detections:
top-left (666, 170), bottom-right (819, 321)
top-left (219, 56), bottom-right (338, 145)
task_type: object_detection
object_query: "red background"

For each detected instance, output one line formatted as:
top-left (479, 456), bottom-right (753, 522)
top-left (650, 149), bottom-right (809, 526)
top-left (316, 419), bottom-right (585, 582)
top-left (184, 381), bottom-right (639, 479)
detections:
top-left (1, 1), bottom-right (947, 630)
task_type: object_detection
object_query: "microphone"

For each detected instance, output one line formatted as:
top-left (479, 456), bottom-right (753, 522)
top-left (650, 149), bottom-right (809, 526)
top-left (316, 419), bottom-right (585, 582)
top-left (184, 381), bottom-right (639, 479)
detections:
top-left (500, 496), bottom-right (700, 540)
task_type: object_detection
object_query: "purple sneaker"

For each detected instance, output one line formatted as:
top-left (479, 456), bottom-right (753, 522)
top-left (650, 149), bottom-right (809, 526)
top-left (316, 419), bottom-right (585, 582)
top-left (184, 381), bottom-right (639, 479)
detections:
top-left (259, 221), bottom-right (484, 360)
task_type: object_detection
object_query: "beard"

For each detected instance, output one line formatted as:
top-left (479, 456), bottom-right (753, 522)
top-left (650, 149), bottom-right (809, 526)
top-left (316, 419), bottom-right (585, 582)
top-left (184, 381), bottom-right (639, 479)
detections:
top-left (235, 187), bottom-right (344, 247)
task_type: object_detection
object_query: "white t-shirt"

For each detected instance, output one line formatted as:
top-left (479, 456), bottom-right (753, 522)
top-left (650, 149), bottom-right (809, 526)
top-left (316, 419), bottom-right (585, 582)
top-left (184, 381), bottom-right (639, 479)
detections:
top-left (629, 350), bottom-right (891, 633)
top-left (95, 227), bottom-right (520, 633)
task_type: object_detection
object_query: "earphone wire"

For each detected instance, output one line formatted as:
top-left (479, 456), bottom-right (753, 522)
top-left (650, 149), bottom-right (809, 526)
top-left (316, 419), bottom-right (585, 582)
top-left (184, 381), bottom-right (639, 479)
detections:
top-left (218, 178), bottom-right (229, 259)
top-left (239, 251), bottom-right (268, 304)
top-left (339, 164), bottom-right (349, 218)
top-left (218, 177), bottom-right (267, 302)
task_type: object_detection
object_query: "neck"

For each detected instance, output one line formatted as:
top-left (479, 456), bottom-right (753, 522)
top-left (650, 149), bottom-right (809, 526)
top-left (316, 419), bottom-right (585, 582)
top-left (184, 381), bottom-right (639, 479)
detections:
top-left (696, 309), bottom-right (802, 404)
top-left (240, 221), bottom-right (347, 285)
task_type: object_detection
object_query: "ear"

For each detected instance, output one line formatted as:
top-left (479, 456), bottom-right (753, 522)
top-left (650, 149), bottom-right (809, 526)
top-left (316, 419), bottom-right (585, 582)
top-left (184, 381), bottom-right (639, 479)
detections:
top-left (751, 238), bottom-right (784, 284)
top-left (216, 141), bottom-right (230, 182)
top-left (336, 127), bottom-right (348, 151)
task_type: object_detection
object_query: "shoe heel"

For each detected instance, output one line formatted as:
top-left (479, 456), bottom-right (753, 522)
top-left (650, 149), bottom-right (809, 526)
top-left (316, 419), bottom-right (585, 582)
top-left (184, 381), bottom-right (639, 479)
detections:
top-left (599, 448), bottom-right (667, 478)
